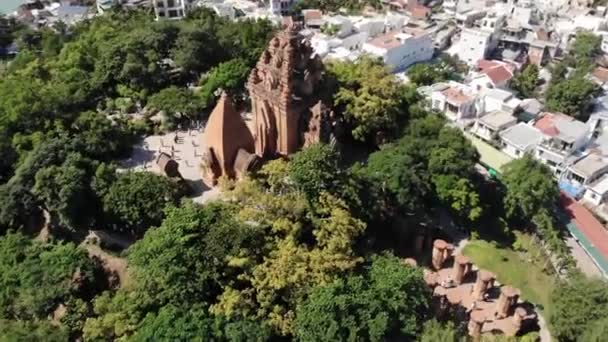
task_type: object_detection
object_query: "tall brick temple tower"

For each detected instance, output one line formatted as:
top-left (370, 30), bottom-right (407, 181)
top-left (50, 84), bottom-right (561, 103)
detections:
top-left (246, 23), bottom-right (325, 158)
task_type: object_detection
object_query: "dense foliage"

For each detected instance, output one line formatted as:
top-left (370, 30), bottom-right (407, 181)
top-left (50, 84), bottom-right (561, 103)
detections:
top-left (511, 64), bottom-right (539, 98)
top-left (0, 232), bottom-right (103, 339)
top-left (545, 32), bottom-right (601, 119)
top-left (407, 62), bottom-right (452, 86)
top-left (363, 115), bottom-right (481, 222)
top-left (550, 276), bottom-right (608, 342)
top-left (328, 56), bottom-right (419, 144)
top-left (295, 255), bottom-right (430, 341)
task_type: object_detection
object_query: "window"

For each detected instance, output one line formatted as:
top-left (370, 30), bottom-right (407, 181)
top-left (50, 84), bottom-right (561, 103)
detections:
top-left (515, 149), bottom-right (520, 156)
top-left (156, 1), bottom-right (164, 7)
top-left (168, 9), bottom-right (179, 17)
top-left (167, 0), bottom-right (175, 7)
top-left (591, 193), bottom-right (598, 200)
top-left (158, 11), bottom-right (165, 16)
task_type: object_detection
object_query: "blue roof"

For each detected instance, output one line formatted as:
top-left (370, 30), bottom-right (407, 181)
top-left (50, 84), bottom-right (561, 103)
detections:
top-left (559, 181), bottom-right (585, 198)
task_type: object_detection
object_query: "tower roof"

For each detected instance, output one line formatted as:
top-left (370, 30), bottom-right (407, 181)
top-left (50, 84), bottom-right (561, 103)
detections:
top-left (203, 93), bottom-right (254, 173)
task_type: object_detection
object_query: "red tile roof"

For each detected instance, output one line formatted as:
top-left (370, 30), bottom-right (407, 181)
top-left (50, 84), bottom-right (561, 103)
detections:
top-left (485, 65), bottom-right (513, 85)
top-left (476, 60), bottom-right (515, 85)
top-left (561, 193), bottom-right (608, 262)
top-left (409, 5), bottom-right (431, 19)
top-left (533, 112), bottom-right (573, 137)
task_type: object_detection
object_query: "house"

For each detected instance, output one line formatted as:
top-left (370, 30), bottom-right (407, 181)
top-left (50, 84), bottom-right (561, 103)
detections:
top-left (563, 153), bottom-right (608, 194)
top-left (468, 59), bottom-right (515, 90)
top-left (478, 88), bottom-right (521, 115)
top-left (455, 28), bottom-right (496, 65)
top-left (154, 0), bottom-right (193, 20)
top-left (325, 16), bottom-right (353, 38)
top-left (269, 0), bottom-right (299, 15)
top-left (583, 174), bottom-right (608, 206)
top-left (499, 122), bottom-right (544, 158)
top-left (472, 110), bottom-right (517, 142)
top-left (362, 26), bottom-right (433, 71)
top-left (303, 9), bottom-right (324, 29)
top-left (353, 17), bottom-right (385, 38)
top-left (429, 82), bottom-right (478, 122)
top-left (533, 112), bottom-right (590, 174)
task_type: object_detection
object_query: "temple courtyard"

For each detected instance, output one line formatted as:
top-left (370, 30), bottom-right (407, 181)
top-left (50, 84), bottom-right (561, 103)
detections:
top-left (119, 127), bottom-right (220, 204)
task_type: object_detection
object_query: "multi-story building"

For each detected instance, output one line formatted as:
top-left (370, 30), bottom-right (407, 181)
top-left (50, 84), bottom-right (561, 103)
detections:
top-left (533, 112), bottom-right (590, 175)
top-left (362, 25), bottom-right (433, 72)
top-left (456, 28), bottom-right (496, 65)
top-left (428, 81), bottom-right (478, 122)
top-left (153, 0), bottom-right (193, 20)
top-left (472, 110), bottom-right (517, 142)
top-left (269, 0), bottom-right (299, 16)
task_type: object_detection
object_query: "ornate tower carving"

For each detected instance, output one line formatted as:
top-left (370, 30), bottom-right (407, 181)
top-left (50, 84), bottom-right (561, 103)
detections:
top-left (247, 23), bottom-right (324, 158)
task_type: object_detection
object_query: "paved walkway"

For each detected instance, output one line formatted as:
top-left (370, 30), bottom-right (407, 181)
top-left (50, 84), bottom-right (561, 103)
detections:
top-left (120, 129), bottom-right (221, 204)
top-left (564, 236), bottom-right (603, 278)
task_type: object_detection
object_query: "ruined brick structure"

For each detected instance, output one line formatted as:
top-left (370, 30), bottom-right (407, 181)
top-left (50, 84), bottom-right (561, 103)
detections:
top-left (201, 23), bottom-right (332, 186)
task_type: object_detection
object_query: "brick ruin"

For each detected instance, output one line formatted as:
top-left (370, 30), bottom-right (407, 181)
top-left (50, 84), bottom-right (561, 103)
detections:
top-left (424, 239), bottom-right (538, 339)
top-left (201, 23), bottom-right (335, 186)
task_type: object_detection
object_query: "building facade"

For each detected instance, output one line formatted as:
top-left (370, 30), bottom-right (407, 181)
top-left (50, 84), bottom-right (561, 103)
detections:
top-left (153, 0), bottom-right (193, 20)
top-left (362, 26), bottom-right (433, 72)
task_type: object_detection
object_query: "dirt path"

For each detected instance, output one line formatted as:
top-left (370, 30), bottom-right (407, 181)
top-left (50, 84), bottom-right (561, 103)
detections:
top-left (84, 244), bottom-right (130, 288)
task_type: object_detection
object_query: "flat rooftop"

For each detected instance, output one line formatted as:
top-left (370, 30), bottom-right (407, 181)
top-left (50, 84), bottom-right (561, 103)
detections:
top-left (570, 153), bottom-right (608, 179)
top-left (499, 123), bottom-right (543, 150)
top-left (479, 110), bottom-right (517, 130)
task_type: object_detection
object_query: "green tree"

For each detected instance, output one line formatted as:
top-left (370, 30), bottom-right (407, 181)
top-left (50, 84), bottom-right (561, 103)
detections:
top-left (33, 153), bottom-right (94, 229)
top-left (147, 86), bottom-right (202, 121)
top-left (171, 27), bottom-right (221, 76)
top-left (501, 155), bottom-right (559, 221)
top-left (407, 62), bottom-right (451, 86)
top-left (0, 319), bottom-right (68, 342)
top-left (294, 254), bottom-right (430, 342)
top-left (0, 232), bottom-right (100, 321)
top-left (581, 316), bottom-right (608, 342)
top-left (101, 171), bottom-right (180, 235)
top-left (199, 58), bottom-right (251, 107)
top-left (419, 319), bottom-right (458, 342)
top-left (129, 305), bottom-right (216, 341)
top-left (329, 56), bottom-right (409, 143)
top-left (550, 276), bottom-right (608, 341)
top-left (511, 64), bottom-right (539, 98)
top-left (569, 32), bottom-right (602, 68)
top-left (545, 76), bottom-right (599, 119)
top-left (289, 143), bottom-right (342, 201)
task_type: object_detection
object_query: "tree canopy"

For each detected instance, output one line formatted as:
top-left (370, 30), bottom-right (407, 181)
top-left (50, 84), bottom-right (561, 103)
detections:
top-left (550, 276), bottom-right (608, 342)
top-left (511, 64), bottom-right (539, 98)
top-left (501, 155), bottom-right (559, 222)
top-left (294, 254), bottom-right (430, 341)
top-left (328, 56), bottom-right (415, 144)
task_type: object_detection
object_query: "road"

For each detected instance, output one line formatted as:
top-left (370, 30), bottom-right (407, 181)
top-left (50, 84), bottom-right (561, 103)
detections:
top-left (564, 236), bottom-right (603, 278)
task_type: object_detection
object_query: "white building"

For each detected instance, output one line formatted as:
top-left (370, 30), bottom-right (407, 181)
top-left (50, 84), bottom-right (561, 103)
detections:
top-left (269, 0), bottom-right (299, 16)
top-left (499, 122), bottom-right (544, 158)
top-left (455, 28), bottom-right (496, 65)
top-left (362, 26), bottom-right (433, 71)
top-left (583, 174), bottom-right (608, 206)
top-left (533, 112), bottom-right (590, 175)
top-left (429, 81), bottom-right (478, 122)
top-left (564, 153), bottom-right (608, 189)
top-left (153, 0), bottom-right (193, 20)
top-left (477, 88), bottom-right (521, 115)
top-left (97, 0), bottom-right (116, 13)
top-left (472, 110), bottom-right (517, 142)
